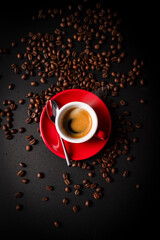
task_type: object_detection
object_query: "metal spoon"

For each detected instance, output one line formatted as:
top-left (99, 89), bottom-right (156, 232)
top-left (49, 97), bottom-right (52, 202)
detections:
top-left (49, 100), bottom-right (71, 167)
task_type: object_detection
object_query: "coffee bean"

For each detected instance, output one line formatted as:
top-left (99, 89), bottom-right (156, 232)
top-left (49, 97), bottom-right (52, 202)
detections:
top-left (42, 196), bottom-right (48, 201)
top-left (64, 179), bottom-right (70, 185)
top-left (75, 189), bottom-right (80, 196)
top-left (46, 186), bottom-right (54, 191)
top-left (136, 184), bottom-right (141, 189)
top-left (17, 170), bottom-right (26, 177)
top-left (94, 44), bottom-right (100, 50)
top-left (30, 81), bottom-right (38, 86)
top-left (93, 192), bottom-right (101, 199)
top-left (19, 162), bottom-right (26, 167)
top-left (8, 84), bottom-right (14, 90)
top-left (73, 205), bottom-right (79, 212)
top-left (85, 200), bottom-right (92, 207)
top-left (74, 184), bottom-right (81, 190)
top-left (19, 99), bottom-right (25, 104)
top-left (16, 204), bottom-right (23, 211)
top-left (62, 173), bottom-right (69, 179)
top-left (18, 127), bottom-right (25, 133)
top-left (14, 192), bottom-right (23, 198)
top-left (54, 221), bottom-right (60, 228)
top-left (37, 172), bottom-right (44, 178)
top-left (88, 172), bottom-right (94, 177)
top-left (26, 145), bottom-right (32, 151)
top-left (123, 170), bottom-right (129, 177)
top-left (22, 178), bottom-right (29, 184)
top-left (135, 122), bottom-right (142, 129)
top-left (65, 187), bottom-right (71, 193)
top-left (62, 198), bottom-right (69, 204)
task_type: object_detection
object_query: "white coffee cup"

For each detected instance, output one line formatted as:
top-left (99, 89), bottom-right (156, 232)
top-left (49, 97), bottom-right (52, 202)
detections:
top-left (55, 101), bottom-right (98, 143)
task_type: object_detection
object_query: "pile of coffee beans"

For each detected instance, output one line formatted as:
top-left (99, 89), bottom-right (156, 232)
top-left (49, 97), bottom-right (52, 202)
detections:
top-left (0, 0), bottom-right (146, 227)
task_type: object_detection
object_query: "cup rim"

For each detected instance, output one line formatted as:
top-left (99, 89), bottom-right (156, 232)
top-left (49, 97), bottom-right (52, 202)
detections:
top-left (55, 101), bottom-right (98, 143)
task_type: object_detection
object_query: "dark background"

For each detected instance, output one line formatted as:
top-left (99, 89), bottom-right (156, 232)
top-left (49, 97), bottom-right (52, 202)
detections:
top-left (0, 0), bottom-right (159, 239)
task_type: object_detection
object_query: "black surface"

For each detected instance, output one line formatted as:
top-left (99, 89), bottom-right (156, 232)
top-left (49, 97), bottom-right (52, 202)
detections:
top-left (0, 1), bottom-right (159, 239)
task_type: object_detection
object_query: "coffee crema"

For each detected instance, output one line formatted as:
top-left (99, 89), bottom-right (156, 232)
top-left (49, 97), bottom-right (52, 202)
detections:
top-left (61, 107), bottom-right (92, 138)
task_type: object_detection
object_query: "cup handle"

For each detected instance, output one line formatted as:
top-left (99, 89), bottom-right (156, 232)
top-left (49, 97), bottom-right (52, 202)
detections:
top-left (95, 130), bottom-right (106, 140)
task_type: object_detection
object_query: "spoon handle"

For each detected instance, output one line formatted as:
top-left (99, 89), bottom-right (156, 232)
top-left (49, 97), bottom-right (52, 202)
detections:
top-left (59, 137), bottom-right (71, 167)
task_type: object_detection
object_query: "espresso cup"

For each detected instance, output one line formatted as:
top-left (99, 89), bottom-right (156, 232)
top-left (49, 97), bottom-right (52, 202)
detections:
top-left (55, 101), bottom-right (99, 143)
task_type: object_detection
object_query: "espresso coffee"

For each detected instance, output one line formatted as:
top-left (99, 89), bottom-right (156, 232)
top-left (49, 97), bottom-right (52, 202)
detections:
top-left (61, 107), bottom-right (92, 138)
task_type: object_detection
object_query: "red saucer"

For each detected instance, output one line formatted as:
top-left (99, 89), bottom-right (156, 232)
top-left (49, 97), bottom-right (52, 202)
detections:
top-left (40, 89), bottom-right (111, 160)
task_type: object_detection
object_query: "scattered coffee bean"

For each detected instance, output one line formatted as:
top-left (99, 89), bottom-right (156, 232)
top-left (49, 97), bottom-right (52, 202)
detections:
top-left (123, 170), bottom-right (129, 177)
top-left (64, 179), bottom-right (71, 185)
top-left (17, 170), bottom-right (25, 177)
top-left (8, 84), bottom-right (14, 90)
top-left (63, 173), bottom-right (69, 180)
top-left (26, 145), bottom-right (32, 151)
top-left (37, 172), bottom-right (44, 179)
top-left (19, 99), bottom-right (25, 104)
top-left (18, 127), bottom-right (25, 133)
top-left (85, 200), bottom-right (92, 207)
top-left (14, 192), bottom-right (23, 198)
top-left (42, 196), bottom-right (48, 201)
top-left (22, 179), bottom-right (29, 184)
top-left (62, 198), bottom-right (69, 204)
top-left (136, 184), bottom-right (141, 189)
top-left (16, 204), bottom-right (23, 211)
top-left (65, 187), bottom-right (71, 193)
top-left (46, 186), bottom-right (54, 191)
top-left (73, 205), bottom-right (79, 212)
top-left (54, 221), bottom-right (60, 228)
top-left (74, 189), bottom-right (80, 196)
top-left (74, 184), bottom-right (81, 190)
top-left (135, 122), bottom-right (142, 129)
top-left (88, 172), bottom-right (94, 177)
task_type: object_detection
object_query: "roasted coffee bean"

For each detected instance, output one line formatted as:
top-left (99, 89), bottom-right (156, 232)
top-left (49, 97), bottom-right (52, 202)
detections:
top-left (74, 184), bottom-right (81, 190)
top-left (10, 129), bottom-right (17, 134)
top-left (94, 44), bottom-right (100, 50)
top-left (17, 170), bottom-right (26, 177)
top-left (133, 137), bottom-right (139, 143)
top-left (14, 192), bottom-right (23, 198)
top-left (135, 122), bottom-right (142, 129)
top-left (73, 205), bottom-right (79, 212)
top-left (75, 189), bottom-right (80, 196)
top-left (26, 135), bottom-right (33, 141)
top-left (65, 187), bottom-right (71, 193)
top-left (46, 186), bottom-right (54, 191)
top-left (26, 145), bottom-right (32, 151)
top-left (16, 204), bottom-right (23, 211)
top-left (6, 134), bottom-right (13, 140)
top-left (19, 99), bottom-right (25, 104)
top-left (8, 84), bottom-right (14, 90)
top-left (19, 162), bottom-right (26, 167)
top-left (64, 179), bottom-right (70, 185)
top-left (37, 172), bottom-right (44, 178)
top-left (123, 170), bottom-right (129, 177)
top-left (22, 178), bottom-right (29, 184)
top-left (30, 81), bottom-right (38, 86)
top-left (88, 172), bottom-right (94, 177)
top-left (62, 173), bottom-right (69, 180)
top-left (93, 192), bottom-right (101, 200)
top-left (140, 98), bottom-right (147, 104)
top-left (62, 198), bottom-right (69, 204)
top-left (54, 221), bottom-right (60, 228)
top-left (136, 184), bottom-right (141, 189)
top-left (82, 179), bottom-right (89, 184)
top-left (42, 196), bottom-right (48, 201)
top-left (18, 127), bottom-right (25, 133)
top-left (29, 139), bottom-right (36, 145)
top-left (85, 200), bottom-right (92, 207)
top-left (96, 187), bottom-right (103, 193)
